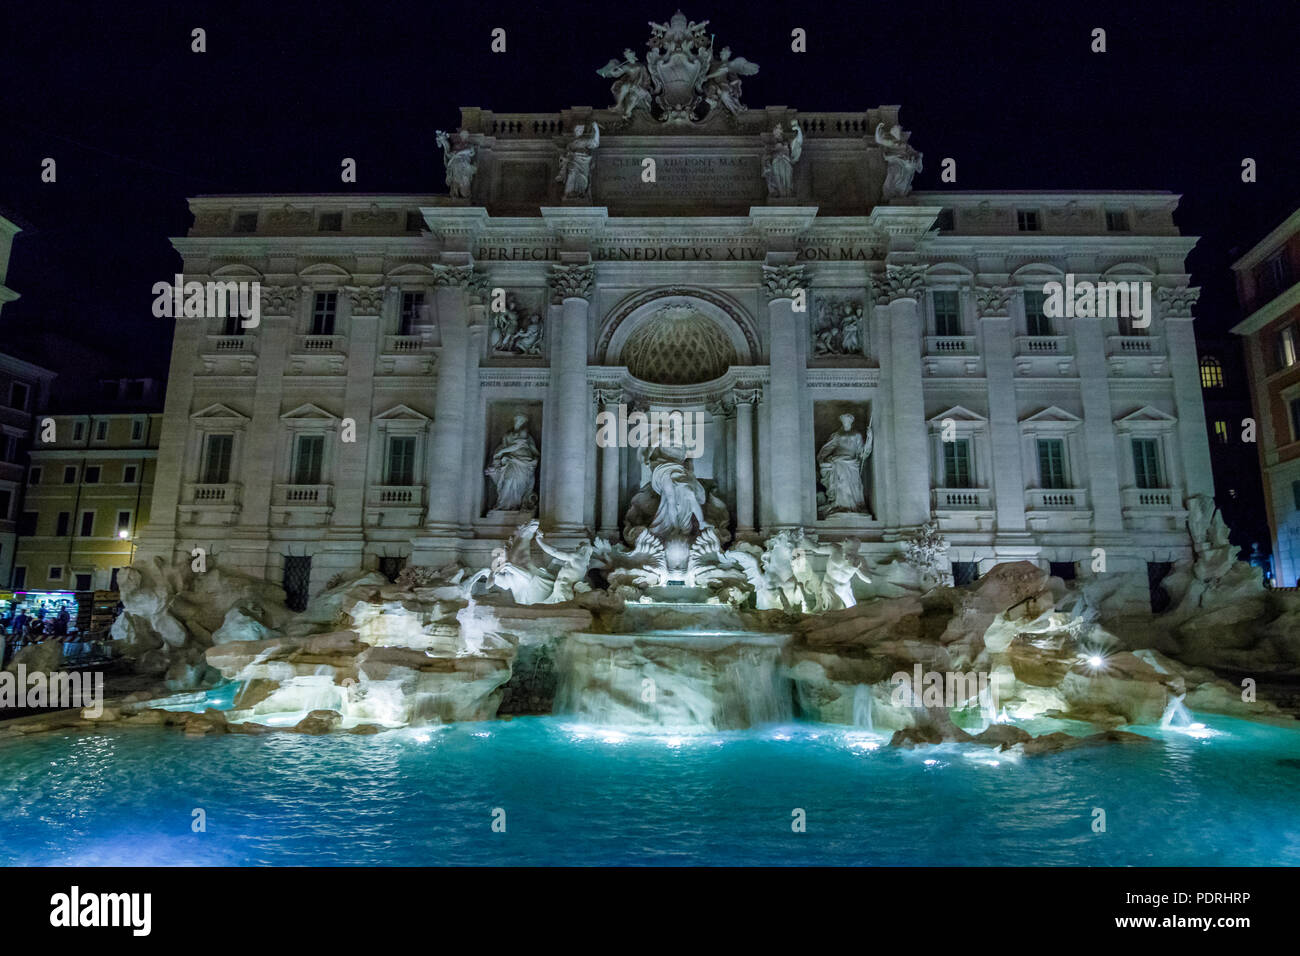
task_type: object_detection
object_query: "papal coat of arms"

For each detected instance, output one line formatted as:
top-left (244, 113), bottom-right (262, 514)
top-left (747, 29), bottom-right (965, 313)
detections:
top-left (597, 10), bottom-right (759, 124)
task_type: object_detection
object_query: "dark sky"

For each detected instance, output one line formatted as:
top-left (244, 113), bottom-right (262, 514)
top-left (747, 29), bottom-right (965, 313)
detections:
top-left (2, 0), bottom-right (1298, 393)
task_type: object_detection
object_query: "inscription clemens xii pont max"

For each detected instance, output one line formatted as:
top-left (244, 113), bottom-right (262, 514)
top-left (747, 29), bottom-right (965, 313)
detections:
top-left (599, 154), bottom-right (763, 200)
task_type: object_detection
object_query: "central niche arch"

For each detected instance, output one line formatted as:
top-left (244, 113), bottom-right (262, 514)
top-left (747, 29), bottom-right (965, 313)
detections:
top-left (623, 305), bottom-right (735, 384)
top-left (599, 288), bottom-right (758, 385)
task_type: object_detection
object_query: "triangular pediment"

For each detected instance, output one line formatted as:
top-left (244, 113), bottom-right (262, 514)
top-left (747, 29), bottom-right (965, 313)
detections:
top-left (1115, 405), bottom-right (1177, 425)
top-left (1021, 405), bottom-right (1082, 425)
top-left (928, 405), bottom-right (987, 425)
top-left (190, 402), bottom-right (249, 423)
top-left (373, 403), bottom-right (431, 423)
top-left (280, 402), bottom-right (338, 422)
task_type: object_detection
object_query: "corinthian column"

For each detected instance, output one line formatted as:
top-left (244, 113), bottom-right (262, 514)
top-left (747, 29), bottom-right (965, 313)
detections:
top-left (874, 264), bottom-right (930, 529)
top-left (762, 262), bottom-right (810, 529)
top-left (733, 387), bottom-right (759, 534)
top-left (425, 265), bottom-right (476, 534)
top-left (549, 262), bottom-right (595, 534)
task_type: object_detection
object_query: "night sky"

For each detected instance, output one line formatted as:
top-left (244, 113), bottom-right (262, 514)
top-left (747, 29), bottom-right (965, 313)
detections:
top-left (2, 0), bottom-right (1298, 394)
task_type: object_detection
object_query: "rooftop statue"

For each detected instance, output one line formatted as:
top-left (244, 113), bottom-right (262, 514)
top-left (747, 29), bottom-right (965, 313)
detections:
top-left (875, 122), bottom-right (923, 200)
top-left (557, 123), bottom-right (600, 199)
top-left (762, 120), bottom-right (803, 198)
top-left (436, 129), bottom-right (477, 199)
top-left (598, 11), bottom-right (759, 124)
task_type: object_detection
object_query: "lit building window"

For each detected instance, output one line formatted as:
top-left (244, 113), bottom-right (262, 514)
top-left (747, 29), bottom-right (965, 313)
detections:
top-left (1199, 355), bottom-right (1224, 388)
top-left (1212, 420), bottom-right (1229, 443)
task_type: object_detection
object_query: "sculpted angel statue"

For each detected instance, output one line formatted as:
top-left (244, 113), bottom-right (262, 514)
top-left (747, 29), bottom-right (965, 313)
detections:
top-left (436, 129), bottom-right (477, 199)
top-left (485, 414), bottom-right (539, 512)
top-left (557, 122), bottom-right (600, 199)
top-left (702, 47), bottom-right (758, 118)
top-left (817, 412), bottom-right (873, 517)
top-left (875, 122), bottom-right (923, 200)
top-left (597, 49), bottom-right (653, 119)
top-left (761, 120), bottom-right (803, 198)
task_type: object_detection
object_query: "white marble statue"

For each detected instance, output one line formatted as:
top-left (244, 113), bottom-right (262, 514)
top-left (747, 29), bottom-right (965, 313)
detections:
top-left (436, 129), bottom-right (477, 199)
top-left (488, 521), bottom-right (555, 604)
top-left (817, 413), bottom-right (873, 518)
top-left (485, 414), bottom-right (539, 512)
top-left (762, 121), bottom-right (803, 198)
top-left (533, 530), bottom-right (594, 604)
top-left (592, 530), bottom-right (668, 590)
top-left (557, 123), bottom-right (600, 199)
top-left (597, 50), bottom-right (654, 119)
top-left (875, 123), bottom-right (923, 201)
top-left (820, 539), bottom-right (873, 610)
top-left (702, 47), bottom-right (758, 119)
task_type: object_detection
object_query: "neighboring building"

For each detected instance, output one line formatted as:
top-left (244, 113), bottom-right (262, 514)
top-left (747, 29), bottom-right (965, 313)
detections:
top-left (13, 405), bottom-right (162, 592)
top-left (136, 15), bottom-right (1215, 608)
top-left (0, 211), bottom-right (59, 584)
top-left (1197, 327), bottom-right (1268, 554)
top-left (1232, 208), bottom-right (1300, 586)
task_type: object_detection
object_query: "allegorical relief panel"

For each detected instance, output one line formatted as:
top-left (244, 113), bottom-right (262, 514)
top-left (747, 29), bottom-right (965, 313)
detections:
top-left (812, 295), bottom-right (867, 358)
top-left (488, 293), bottom-right (545, 357)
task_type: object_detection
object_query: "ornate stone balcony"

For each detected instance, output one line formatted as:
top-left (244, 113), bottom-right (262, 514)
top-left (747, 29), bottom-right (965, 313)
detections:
top-left (1016, 335), bottom-right (1070, 355)
top-left (1106, 334), bottom-right (1160, 355)
top-left (925, 335), bottom-right (976, 354)
top-left (1122, 487), bottom-right (1178, 510)
top-left (932, 487), bottom-right (993, 510)
top-left (199, 334), bottom-right (257, 374)
top-left (296, 334), bottom-right (343, 353)
top-left (382, 335), bottom-right (426, 353)
top-left (180, 482), bottom-right (241, 524)
top-left (272, 483), bottom-right (334, 524)
top-left (1026, 488), bottom-right (1089, 510)
top-left (365, 484), bottom-right (425, 527)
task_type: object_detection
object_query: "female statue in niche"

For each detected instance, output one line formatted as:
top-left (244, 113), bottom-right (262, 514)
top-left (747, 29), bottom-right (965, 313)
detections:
top-left (817, 412), bottom-right (873, 518)
top-left (485, 413), bottom-right (539, 512)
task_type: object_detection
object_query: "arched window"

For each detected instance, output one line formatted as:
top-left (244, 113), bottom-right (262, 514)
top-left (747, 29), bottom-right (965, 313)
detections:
top-left (1200, 355), bottom-right (1225, 389)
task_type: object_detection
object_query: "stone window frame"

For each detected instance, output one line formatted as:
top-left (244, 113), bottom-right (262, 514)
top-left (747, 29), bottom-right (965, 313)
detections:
top-left (278, 404), bottom-right (341, 488)
top-left (369, 405), bottom-right (432, 490)
top-left (1019, 409), bottom-right (1084, 491)
top-left (928, 287), bottom-right (965, 337)
top-left (927, 407), bottom-right (990, 491)
top-left (1115, 408), bottom-right (1180, 492)
top-left (187, 404), bottom-right (250, 487)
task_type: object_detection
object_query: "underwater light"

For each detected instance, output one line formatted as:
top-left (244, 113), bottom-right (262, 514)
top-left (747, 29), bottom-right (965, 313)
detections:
top-left (1087, 655), bottom-right (1104, 669)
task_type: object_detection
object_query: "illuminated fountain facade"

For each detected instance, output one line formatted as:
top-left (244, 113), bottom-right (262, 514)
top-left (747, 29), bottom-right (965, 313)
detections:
top-left (94, 11), bottom-right (1299, 740)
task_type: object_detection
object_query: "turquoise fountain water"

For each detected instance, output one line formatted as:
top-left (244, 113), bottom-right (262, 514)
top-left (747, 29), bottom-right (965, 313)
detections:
top-left (2, 711), bottom-right (1299, 866)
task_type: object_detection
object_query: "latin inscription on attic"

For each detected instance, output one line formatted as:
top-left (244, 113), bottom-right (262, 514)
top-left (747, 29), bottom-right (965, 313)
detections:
top-left (598, 154), bottom-right (764, 201)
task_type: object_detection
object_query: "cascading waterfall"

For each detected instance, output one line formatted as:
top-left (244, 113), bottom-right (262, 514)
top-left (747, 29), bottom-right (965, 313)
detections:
top-left (554, 631), bottom-right (792, 731)
top-left (1161, 693), bottom-right (1194, 728)
top-left (852, 684), bottom-right (874, 731)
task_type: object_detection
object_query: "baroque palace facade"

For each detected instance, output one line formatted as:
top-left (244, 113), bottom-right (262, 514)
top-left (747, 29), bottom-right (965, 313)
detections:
top-left (138, 14), bottom-right (1212, 603)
